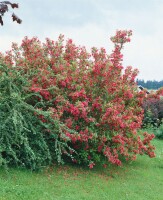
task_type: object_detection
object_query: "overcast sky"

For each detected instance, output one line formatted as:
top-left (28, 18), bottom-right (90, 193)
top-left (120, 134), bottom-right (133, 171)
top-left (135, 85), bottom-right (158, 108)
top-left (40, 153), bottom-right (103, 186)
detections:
top-left (0, 0), bottom-right (163, 81)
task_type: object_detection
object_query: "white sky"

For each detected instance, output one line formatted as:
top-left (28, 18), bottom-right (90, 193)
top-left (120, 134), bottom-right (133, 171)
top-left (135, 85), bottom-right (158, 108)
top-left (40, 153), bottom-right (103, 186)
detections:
top-left (0, 0), bottom-right (163, 81)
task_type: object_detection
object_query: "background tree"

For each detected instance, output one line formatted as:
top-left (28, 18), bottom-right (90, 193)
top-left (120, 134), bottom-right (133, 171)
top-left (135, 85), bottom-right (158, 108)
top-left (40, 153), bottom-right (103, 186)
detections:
top-left (137, 79), bottom-right (163, 90)
top-left (0, 1), bottom-right (22, 25)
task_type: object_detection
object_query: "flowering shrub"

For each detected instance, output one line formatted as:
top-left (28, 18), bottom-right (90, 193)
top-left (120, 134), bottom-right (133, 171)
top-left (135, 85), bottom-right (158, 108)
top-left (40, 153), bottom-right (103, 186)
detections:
top-left (142, 89), bottom-right (163, 127)
top-left (0, 30), bottom-right (156, 169)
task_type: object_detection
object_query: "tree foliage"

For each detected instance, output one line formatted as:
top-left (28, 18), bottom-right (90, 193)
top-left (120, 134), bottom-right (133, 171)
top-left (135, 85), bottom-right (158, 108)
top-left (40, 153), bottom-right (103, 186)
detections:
top-left (0, 1), bottom-right (22, 25)
top-left (137, 79), bottom-right (163, 90)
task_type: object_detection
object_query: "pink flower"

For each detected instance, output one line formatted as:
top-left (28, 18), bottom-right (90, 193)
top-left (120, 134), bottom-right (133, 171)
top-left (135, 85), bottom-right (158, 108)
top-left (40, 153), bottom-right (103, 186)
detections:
top-left (89, 162), bottom-right (95, 169)
top-left (103, 164), bottom-right (107, 168)
top-left (87, 155), bottom-right (91, 160)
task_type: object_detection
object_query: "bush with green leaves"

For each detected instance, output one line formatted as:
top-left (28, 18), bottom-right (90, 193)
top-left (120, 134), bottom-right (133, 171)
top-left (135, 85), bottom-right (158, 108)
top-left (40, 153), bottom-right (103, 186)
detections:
top-left (142, 108), bottom-right (159, 128)
top-left (154, 121), bottom-right (163, 139)
top-left (142, 92), bottom-right (163, 128)
top-left (0, 64), bottom-right (74, 170)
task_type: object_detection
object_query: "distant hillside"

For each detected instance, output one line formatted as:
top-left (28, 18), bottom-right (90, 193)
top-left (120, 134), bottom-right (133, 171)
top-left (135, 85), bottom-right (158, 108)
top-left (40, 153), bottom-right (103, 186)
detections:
top-left (136, 79), bottom-right (163, 90)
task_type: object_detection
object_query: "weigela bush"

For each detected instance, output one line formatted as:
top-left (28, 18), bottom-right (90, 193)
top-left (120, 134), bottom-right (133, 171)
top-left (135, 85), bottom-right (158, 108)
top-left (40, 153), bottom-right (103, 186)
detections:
top-left (0, 30), bottom-right (156, 169)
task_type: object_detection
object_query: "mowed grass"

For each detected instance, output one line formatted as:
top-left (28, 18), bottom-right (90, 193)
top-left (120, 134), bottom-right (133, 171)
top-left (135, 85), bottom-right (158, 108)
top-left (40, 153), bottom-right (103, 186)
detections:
top-left (0, 139), bottom-right (163, 200)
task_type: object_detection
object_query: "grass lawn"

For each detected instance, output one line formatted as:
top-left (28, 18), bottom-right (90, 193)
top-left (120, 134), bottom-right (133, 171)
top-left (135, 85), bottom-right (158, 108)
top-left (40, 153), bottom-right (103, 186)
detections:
top-left (0, 138), bottom-right (163, 200)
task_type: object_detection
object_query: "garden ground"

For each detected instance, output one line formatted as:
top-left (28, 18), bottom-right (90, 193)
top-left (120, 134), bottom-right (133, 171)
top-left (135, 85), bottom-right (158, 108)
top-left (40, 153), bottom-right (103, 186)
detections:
top-left (0, 138), bottom-right (163, 200)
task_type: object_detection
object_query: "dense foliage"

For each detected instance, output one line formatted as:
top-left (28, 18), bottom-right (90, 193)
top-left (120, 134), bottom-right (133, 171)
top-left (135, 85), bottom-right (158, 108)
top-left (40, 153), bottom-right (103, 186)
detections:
top-left (0, 30), bottom-right (156, 170)
top-left (154, 123), bottom-right (163, 139)
top-left (0, 64), bottom-right (75, 170)
top-left (142, 89), bottom-right (163, 128)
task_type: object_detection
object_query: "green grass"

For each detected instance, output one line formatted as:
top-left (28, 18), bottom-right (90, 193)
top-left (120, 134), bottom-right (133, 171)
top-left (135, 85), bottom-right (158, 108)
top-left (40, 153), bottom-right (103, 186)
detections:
top-left (0, 139), bottom-right (163, 200)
